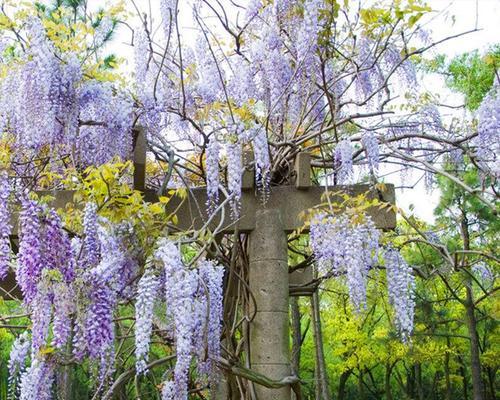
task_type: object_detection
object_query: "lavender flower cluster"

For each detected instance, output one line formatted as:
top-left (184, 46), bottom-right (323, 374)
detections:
top-left (206, 137), bottom-right (221, 212)
top-left (361, 132), bottom-right (380, 172)
top-left (135, 268), bottom-right (160, 374)
top-left (310, 212), bottom-right (380, 311)
top-left (8, 199), bottom-right (141, 397)
top-left (384, 247), bottom-right (415, 341)
top-left (135, 238), bottom-right (224, 399)
top-left (335, 140), bottom-right (354, 183)
top-left (0, 16), bottom-right (133, 166)
top-left (0, 171), bottom-right (11, 279)
top-left (7, 332), bottom-right (30, 399)
top-left (476, 86), bottom-right (500, 177)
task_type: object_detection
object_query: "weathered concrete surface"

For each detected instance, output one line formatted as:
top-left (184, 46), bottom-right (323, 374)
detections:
top-left (8, 184), bottom-right (396, 237)
top-left (249, 209), bottom-right (291, 400)
top-left (289, 267), bottom-right (316, 296)
top-left (295, 152), bottom-right (311, 189)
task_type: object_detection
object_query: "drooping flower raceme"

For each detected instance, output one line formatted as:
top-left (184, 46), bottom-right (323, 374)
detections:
top-left (0, 170), bottom-right (11, 279)
top-left (310, 212), bottom-right (379, 311)
top-left (335, 139), bottom-right (354, 183)
top-left (361, 132), bottom-right (380, 172)
top-left (83, 202), bottom-right (100, 269)
top-left (52, 281), bottom-right (74, 349)
top-left (226, 141), bottom-right (242, 218)
top-left (384, 247), bottom-right (415, 341)
top-left (8, 332), bottom-right (30, 398)
top-left (476, 86), bottom-right (500, 176)
top-left (252, 129), bottom-right (271, 201)
top-left (30, 280), bottom-right (52, 353)
top-left (44, 209), bottom-right (75, 282)
top-left (206, 137), bottom-right (220, 212)
top-left (197, 259), bottom-right (224, 381)
top-left (17, 199), bottom-right (43, 303)
top-left (295, 0), bottom-right (322, 71)
top-left (135, 267), bottom-right (160, 374)
top-left (148, 238), bottom-right (225, 399)
top-left (19, 358), bottom-right (55, 400)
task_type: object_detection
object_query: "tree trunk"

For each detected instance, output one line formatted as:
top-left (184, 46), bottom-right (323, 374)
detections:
top-left (465, 285), bottom-right (485, 400)
top-left (461, 214), bottom-right (484, 400)
top-left (406, 364), bottom-right (415, 399)
top-left (486, 367), bottom-right (497, 400)
top-left (458, 355), bottom-right (469, 400)
top-left (415, 363), bottom-right (424, 400)
top-left (445, 338), bottom-right (452, 400)
top-left (337, 370), bottom-right (351, 400)
top-left (291, 297), bottom-right (301, 375)
top-left (290, 297), bottom-right (302, 400)
top-left (358, 369), bottom-right (365, 400)
top-left (385, 363), bottom-right (393, 400)
top-left (311, 291), bottom-right (330, 400)
top-left (56, 366), bottom-right (72, 400)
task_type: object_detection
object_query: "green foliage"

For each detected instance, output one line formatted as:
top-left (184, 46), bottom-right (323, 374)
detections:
top-left (445, 46), bottom-right (500, 111)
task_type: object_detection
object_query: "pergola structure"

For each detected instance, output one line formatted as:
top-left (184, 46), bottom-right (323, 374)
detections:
top-left (1, 130), bottom-right (396, 399)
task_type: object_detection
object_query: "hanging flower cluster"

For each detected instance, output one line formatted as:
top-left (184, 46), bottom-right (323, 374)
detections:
top-left (226, 141), bottom-right (243, 218)
top-left (5, 198), bottom-right (142, 397)
top-left (335, 140), bottom-right (354, 184)
top-left (0, 170), bottom-right (11, 279)
top-left (128, 0), bottom-right (428, 217)
top-left (7, 332), bottom-right (30, 399)
top-left (0, 16), bottom-right (134, 167)
top-left (310, 213), bottom-right (416, 339)
top-left (476, 86), bottom-right (500, 177)
top-left (310, 212), bottom-right (380, 311)
top-left (134, 238), bottom-right (224, 399)
top-left (384, 247), bottom-right (416, 341)
top-left (206, 137), bottom-right (221, 212)
top-left (361, 132), bottom-right (380, 173)
top-left (19, 359), bottom-right (55, 400)
top-left (135, 267), bottom-right (160, 375)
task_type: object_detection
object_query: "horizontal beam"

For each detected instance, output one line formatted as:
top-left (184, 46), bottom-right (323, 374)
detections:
top-left (10, 184), bottom-right (395, 236)
top-left (148, 183), bottom-right (396, 233)
top-left (3, 184), bottom-right (395, 299)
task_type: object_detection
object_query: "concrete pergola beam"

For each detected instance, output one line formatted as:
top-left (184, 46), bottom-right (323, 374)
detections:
top-left (9, 183), bottom-right (395, 235)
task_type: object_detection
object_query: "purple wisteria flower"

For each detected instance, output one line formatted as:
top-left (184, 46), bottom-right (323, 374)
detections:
top-left (252, 129), bottom-right (271, 200)
top-left (335, 139), bottom-right (353, 183)
top-left (476, 86), bottom-right (500, 176)
top-left (19, 358), bottom-right (55, 400)
top-left (8, 332), bottom-right (30, 397)
top-left (0, 170), bottom-right (11, 279)
top-left (310, 213), bottom-right (379, 311)
top-left (152, 238), bottom-right (225, 397)
top-left (16, 199), bottom-right (43, 303)
top-left (135, 267), bottom-right (160, 374)
top-left (83, 202), bottom-right (100, 269)
top-left (197, 259), bottom-right (224, 382)
top-left (206, 137), bottom-right (220, 212)
top-left (361, 132), bottom-right (380, 172)
top-left (384, 247), bottom-right (415, 341)
top-left (226, 141), bottom-right (242, 218)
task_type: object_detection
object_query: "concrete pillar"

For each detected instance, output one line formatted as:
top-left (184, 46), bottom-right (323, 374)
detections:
top-left (249, 209), bottom-right (291, 400)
